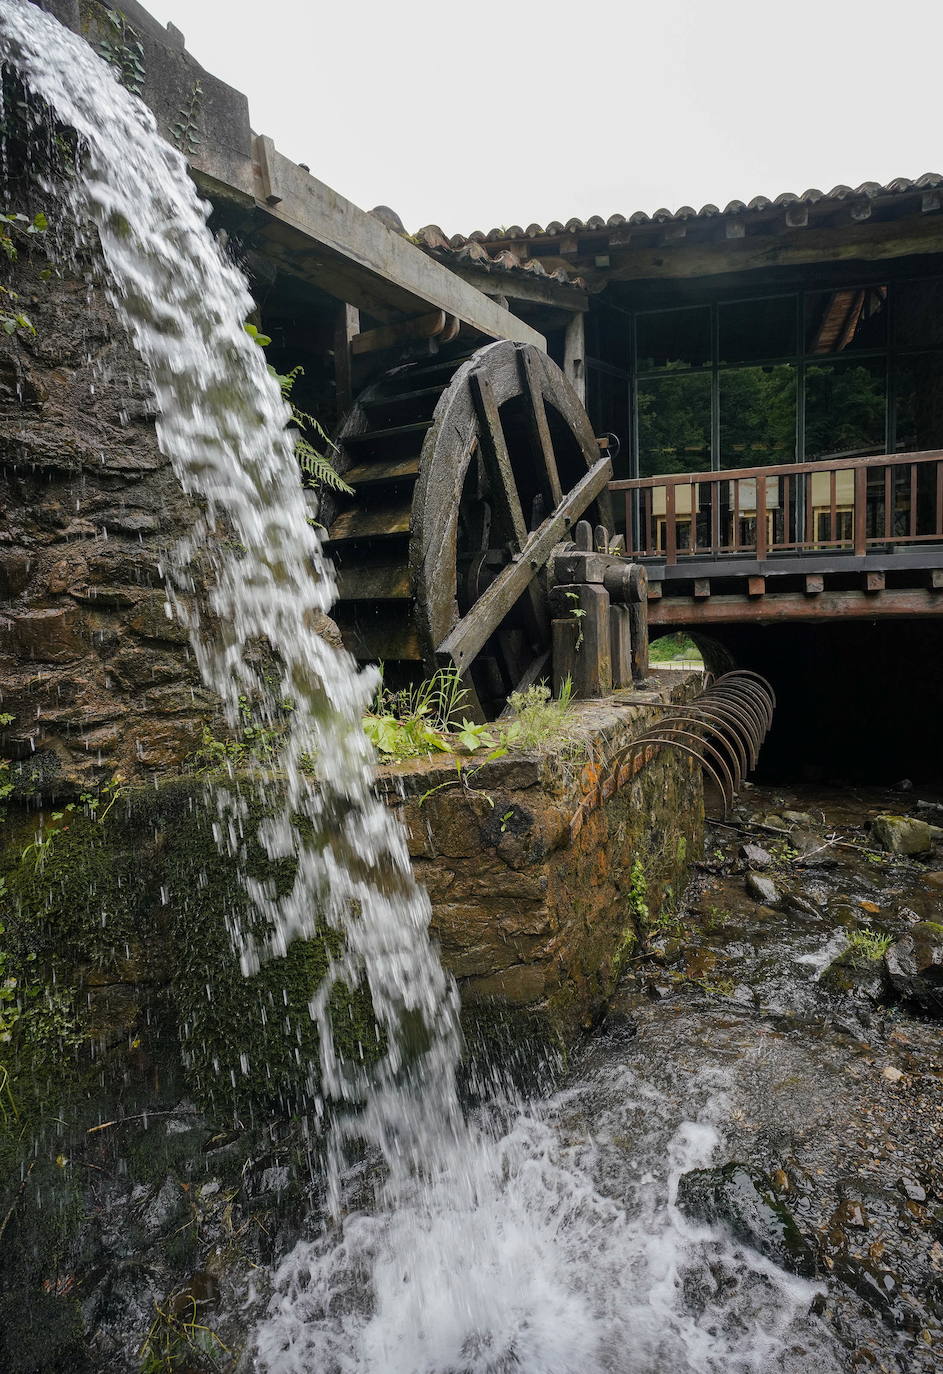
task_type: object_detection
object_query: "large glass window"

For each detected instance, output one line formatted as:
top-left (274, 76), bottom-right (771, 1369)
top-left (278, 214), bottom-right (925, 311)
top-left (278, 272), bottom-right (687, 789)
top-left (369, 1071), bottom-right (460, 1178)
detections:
top-left (632, 278), bottom-right (943, 476)
top-left (637, 372), bottom-right (711, 475)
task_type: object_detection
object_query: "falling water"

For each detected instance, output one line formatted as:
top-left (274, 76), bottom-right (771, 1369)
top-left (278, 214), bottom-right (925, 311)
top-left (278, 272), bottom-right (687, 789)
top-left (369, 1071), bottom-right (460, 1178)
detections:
top-left (0, 5), bottom-right (844, 1370)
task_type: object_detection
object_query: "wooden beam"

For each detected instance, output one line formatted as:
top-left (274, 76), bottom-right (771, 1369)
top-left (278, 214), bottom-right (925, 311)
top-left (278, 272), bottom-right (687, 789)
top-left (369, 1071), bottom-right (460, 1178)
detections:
top-left (605, 214), bottom-right (943, 284)
top-left (931, 569), bottom-right (943, 590)
top-left (648, 588), bottom-right (943, 626)
top-left (865, 571), bottom-right (886, 593)
top-left (748, 576), bottom-right (766, 597)
top-left (693, 578), bottom-right (711, 599)
top-left (804, 575), bottom-right (824, 595)
top-left (351, 311), bottom-right (447, 356)
top-left (333, 302), bottom-right (359, 419)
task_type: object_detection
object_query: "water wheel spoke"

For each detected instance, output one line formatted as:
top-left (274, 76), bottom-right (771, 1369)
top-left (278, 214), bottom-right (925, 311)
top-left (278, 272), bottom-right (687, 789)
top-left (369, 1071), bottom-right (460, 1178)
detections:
top-left (471, 369), bottom-right (529, 549)
top-left (517, 346), bottom-right (562, 507)
top-left (437, 453), bottom-right (613, 674)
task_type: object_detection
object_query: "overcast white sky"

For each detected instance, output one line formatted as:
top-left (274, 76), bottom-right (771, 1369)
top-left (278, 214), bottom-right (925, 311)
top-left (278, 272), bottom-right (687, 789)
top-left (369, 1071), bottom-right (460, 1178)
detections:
top-left (149, 0), bottom-right (940, 236)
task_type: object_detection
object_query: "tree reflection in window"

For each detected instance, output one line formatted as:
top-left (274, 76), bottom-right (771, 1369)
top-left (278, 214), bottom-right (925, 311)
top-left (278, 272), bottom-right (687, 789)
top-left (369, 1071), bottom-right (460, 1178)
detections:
top-left (720, 365), bottom-right (796, 465)
top-left (637, 370), bottom-right (710, 475)
top-left (804, 357), bottom-right (885, 460)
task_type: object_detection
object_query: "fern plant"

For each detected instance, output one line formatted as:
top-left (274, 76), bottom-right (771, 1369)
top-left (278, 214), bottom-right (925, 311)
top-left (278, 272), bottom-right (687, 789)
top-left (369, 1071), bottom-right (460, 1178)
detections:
top-left (245, 324), bottom-right (352, 495)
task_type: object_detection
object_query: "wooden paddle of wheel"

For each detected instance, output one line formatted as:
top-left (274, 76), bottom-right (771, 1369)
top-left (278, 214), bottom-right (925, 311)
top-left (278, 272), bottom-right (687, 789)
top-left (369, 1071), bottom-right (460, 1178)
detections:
top-left (324, 339), bottom-right (614, 718)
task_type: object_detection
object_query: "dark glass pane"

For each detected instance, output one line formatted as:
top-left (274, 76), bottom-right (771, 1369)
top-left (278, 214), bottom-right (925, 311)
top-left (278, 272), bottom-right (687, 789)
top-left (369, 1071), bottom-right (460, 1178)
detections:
top-left (804, 356), bottom-right (886, 460)
top-left (804, 285), bottom-right (888, 354)
top-left (718, 296), bottom-right (796, 364)
top-left (720, 365), bottom-right (797, 465)
top-left (637, 372), bottom-right (711, 475)
top-left (893, 278), bottom-right (943, 350)
top-left (893, 351), bottom-right (943, 451)
top-left (636, 307), bottom-right (711, 372)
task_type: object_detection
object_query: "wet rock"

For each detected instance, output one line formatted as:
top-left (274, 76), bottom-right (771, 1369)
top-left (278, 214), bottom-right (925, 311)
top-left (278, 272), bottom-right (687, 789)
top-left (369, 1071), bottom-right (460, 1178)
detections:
top-left (884, 922), bottom-right (943, 1014)
top-left (820, 950), bottom-right (886, 1003)
top-left (897, 1176), bottom-right (927, 1203)
top-left (2, 606), bottom-right (86, 662)
top-left (740, 843), bottom-right (772, 867)
top-left (784, 892), bottom-right (820, 917)
top-left (675, 1162), bottom-right (817, 1277)
top-left (872, 814), bottom-right (933, 855)
top-left (833, 1255), bottom-right (914, 1329)
top-left (783, 810), bottom-right (815, 827)
top-left (745, 872), bottom-right (780, 906)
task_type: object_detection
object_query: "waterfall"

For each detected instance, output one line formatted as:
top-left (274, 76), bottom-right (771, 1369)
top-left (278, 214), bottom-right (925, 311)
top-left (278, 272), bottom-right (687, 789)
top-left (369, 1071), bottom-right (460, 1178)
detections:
top-left (0, 6), bottom-right (841, 1370)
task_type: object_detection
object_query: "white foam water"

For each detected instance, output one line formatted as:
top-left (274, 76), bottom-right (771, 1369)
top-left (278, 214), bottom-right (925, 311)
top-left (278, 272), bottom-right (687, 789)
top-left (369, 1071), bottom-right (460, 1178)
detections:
top-left (0, 6), bottom-right (841, 1370)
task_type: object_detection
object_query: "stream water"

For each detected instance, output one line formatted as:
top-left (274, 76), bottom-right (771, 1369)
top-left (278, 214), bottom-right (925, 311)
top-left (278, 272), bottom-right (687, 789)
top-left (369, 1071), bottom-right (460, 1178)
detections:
top-left (2, 6), bottom-right (941, 1372)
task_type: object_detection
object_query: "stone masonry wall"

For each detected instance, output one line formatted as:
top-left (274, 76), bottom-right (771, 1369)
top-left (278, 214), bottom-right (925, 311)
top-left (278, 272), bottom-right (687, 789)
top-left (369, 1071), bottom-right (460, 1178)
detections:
top-left (378, 672), bottom-right (704, 1038)
top-left (0, 250), bottom-right (211, 792)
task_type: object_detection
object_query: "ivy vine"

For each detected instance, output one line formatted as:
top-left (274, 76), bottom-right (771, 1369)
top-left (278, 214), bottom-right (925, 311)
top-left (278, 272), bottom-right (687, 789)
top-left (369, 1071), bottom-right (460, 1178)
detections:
top-left (97, 9), bottom-right (146, 98)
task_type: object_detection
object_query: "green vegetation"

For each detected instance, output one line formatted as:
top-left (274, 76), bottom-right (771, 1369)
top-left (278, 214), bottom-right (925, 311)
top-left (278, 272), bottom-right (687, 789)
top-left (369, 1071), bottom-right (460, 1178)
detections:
top-left (96, 8), bottom-right (146, 97)
top-left (0, 210), bottom-right (47, 336)
top-left (139, 1294), bottom-right (231, 1374)
top-left (245, 324), bottom-right (352, 495)
top-left (650, 632), bottom-right (701, 664)
top-left (847, 928), bottom-right (892, 962)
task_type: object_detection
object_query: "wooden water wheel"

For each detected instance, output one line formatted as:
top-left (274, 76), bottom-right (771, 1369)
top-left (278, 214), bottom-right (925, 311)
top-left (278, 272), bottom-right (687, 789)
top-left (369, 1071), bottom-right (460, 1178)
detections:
top-left (324, 339), bottom-right (614, 717)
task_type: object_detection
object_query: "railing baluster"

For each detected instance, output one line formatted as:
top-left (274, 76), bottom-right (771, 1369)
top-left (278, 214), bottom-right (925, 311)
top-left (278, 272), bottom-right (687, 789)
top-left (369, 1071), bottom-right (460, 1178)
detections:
top-left (688, 482), bottom-right (697, 554)
top-left (805, 471), bottom-right (814, 548)
top-left (644, 488), bottom-right (653, 556)
top-left (829, 469), bottom-right (837, 545)
top-left (756, 475), bottom-right (767, 559)
top-left (782, 474), bottom-right (791, 549)
top-left (665, 483), bottom-right (677, 565)
top-left (884, 467), bottom-right (893, 542)
top-left (711, 478), bottom-right (721, 553)
top-left (732, 478), bottom-right (740, 552)
top-left (910, 464), bottom-right (918, 539)
top-left (854, 465), bottom-right (867, 555)
top-left (937, 460), bottom-right (943, 541)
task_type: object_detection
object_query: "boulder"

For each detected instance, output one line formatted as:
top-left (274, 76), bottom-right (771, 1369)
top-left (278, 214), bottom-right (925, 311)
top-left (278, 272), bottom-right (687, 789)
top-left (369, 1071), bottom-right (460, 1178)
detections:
top-left (745, 872), bottom-right (780, 906)
top-left (883, 922), bottom-right (943, 1014)
top-left (676, 1162), bottom-right (816, 1277)
top-left (871, 814), bottom-right (932, 856)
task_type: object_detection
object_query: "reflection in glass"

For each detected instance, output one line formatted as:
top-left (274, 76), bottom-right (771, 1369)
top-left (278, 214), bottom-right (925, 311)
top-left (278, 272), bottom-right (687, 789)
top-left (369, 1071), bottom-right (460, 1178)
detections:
top-left (893, 351), bottom-right (943, 452)
top-left (805, 285), bottom-right (887, 354)
top-left (637, 372), bottom-right (711, 476)
top-left (893, 278), bottom-right (943, 350)
top-left (718, 296), bottom-right (796, 364)
top-left (805, 357), bottom-right (886, 459)
top-left (636, 307), bottom-right (711, 372)
top-left (720, 365), bottom-right (796, 465)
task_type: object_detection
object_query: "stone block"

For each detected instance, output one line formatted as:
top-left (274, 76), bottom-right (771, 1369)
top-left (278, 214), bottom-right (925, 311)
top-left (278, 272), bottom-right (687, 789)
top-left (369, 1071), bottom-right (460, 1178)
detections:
top-left (3, 607), bottom-right (86, 662)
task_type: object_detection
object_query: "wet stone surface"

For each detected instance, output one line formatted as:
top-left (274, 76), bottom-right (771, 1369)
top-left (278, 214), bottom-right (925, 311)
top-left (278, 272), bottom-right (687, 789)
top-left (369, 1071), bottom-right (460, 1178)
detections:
top-left (600, 782), bottom-right (943, 1373)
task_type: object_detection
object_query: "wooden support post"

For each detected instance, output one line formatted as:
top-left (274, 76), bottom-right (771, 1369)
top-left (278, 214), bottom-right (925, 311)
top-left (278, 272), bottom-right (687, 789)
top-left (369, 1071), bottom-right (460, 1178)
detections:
top-left (609, 604), bottom-right (633, 688)
top-left (865, 571), bottom-right (885, 593)
top-left (693, 578), bottom-right (711, 599)
top-left (550, 583), bottom-right (611, 698)
top-left (333, 302), bottom-right (360, 421)
top-left (747, 576), bottom-right (766, 597)
top-left (854, 465), bottom-right (868, 556)
top-left (564, 312), bottom-right (586, 406)
top-left (626, 564), bottom-right (649, 683)
top-left (805, 574), bottom-right (824, 595)
top-left (552, 617), bottom-right (579, 699)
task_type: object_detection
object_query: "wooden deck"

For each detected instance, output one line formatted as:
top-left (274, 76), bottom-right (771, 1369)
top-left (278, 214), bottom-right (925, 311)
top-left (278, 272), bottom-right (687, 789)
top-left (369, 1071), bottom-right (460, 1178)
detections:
top-left (608, 451), bottom-right (943, 626)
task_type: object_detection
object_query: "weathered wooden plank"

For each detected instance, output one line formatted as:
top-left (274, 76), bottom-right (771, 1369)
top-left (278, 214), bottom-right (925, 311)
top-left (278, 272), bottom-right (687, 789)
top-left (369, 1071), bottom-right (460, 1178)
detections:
top-left (334, 560), bottom-right (411, 601)
top-left (471, 371), bottom-right (529, 548)
top-left (517, 347), bottom-right (563, 507)
top-left (648, 589), bottom-right (943, 626)
top-left (342, 456), bottom-right (421, 487)
top-left (333, 608), bottom-right (422, 661)
top-left (865, 571), bottom-right (886, 593)
top-left (748, 576), bottom-right (766, 597)
top-left (327, 499), bottom-right (411, 543)
top-left (693, 579), bottom-right (711, 599)
top-left (351, 311), bottom-right (447, 356)
top-left (610, 604), bottom-right (633, 689)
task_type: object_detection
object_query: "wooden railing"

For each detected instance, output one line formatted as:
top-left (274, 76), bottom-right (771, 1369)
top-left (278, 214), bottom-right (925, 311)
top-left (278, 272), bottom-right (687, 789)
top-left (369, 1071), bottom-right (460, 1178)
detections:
top-left (609, 450), bottom-right (943, 564)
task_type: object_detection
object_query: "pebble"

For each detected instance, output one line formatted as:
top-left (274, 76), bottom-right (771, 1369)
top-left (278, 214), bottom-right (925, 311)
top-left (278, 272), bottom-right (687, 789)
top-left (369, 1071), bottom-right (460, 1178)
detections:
top-left (858, 900), bottom-right (881, 915)
top-left (897, 1177), bottom-right (927, 1203)
top-left (882, 1066), bottom-right (905, 1082)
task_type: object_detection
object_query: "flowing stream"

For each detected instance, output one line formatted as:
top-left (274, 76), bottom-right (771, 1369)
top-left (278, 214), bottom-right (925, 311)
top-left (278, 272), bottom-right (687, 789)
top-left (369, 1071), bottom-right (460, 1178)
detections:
top-left (0, 5), bottom-right (856, 1370)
